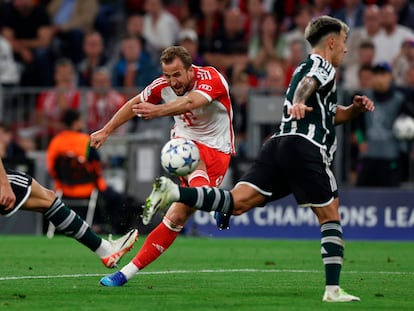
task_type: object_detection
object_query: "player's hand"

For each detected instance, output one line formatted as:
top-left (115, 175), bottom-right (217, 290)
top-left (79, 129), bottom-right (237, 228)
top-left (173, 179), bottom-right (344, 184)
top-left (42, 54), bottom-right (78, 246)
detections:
top-left (90, 128), bottom-right (108, 149)
top-left (288, 103), bottom-right (313, 120)
top-left (353, 95), bottom-right (375, 113)
top-left (132, 102), bottom-right (159, 120)
top-left (0, 182), bottom-right (16, 211)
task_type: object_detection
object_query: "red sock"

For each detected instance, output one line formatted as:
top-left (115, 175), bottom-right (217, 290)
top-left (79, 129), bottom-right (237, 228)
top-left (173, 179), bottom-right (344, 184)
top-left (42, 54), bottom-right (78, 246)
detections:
top-left (188, 169), bottom-right (210, 186)
top-left (132, 220), bottom-right (180, 269)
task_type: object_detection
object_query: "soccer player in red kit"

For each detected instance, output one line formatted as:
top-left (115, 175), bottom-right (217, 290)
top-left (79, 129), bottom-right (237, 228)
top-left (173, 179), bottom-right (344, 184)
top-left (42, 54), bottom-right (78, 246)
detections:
top-left (90, 46), bottom-right (234, 286)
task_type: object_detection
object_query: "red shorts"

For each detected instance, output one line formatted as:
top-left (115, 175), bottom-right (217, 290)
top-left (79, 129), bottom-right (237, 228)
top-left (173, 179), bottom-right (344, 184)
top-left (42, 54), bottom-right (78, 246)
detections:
top-left (180, 142), bottom-right (231, 187)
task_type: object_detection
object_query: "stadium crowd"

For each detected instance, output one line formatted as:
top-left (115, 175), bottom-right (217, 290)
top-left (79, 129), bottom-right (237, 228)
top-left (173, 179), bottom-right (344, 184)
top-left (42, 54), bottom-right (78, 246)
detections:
top-left (0, 0), bottom-right (414, 187)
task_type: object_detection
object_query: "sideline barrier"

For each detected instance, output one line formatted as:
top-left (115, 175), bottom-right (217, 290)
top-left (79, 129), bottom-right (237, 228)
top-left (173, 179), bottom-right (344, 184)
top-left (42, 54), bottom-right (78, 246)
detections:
top-left (186, 188), bottom-right (414, 241)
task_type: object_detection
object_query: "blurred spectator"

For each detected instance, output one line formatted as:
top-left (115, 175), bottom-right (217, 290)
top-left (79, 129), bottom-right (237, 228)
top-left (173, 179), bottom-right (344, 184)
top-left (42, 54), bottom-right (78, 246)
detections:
top-left (124, 0), bottom-right (145, 14)
top-left (0, 121), bottom-right (27, 161)
top-left (141, 0), bottom-right (181, 62)
top-left (357, 64), bottom-right (374, 91)
top-left (248, 13), bottom-right (286, 78)
top-left (196, 0), bottom-right (223, 55)
top-left (204, 7), bottom-right (249, 80)
top-left (284, 38), bottom-right (308, 87)
top-left (1, 0), bottom-right (55, 86)
top-left (35, 58), bottom-right (80, 148)
top-left (47, 0), bottom-right (99, 64)
top-left (388, 0), bottom-right (414, 30)
top-left (374, 4), bottom-right (414, 64)
top-left (230, 71), bottom-right (249, 159)
top-left (346, 64), bottom-right (374, 185)
top-left (77, 31), bottom-right (109, 87)
top-left (124, 13), bottom-right (145, 42)
top-left (396, 63), bottom-right (414, 182)
top-left (332, 0), bottom-right (364, 31)
top-left (0, 35), bottom-right (20, 86)
top-left (283, 5), bottom-right (312, 59)
top-left (355, 62), bottom-right (411, 187)
top-left (0, 121), bottom-right (33, 175)
top-left (311, 0), bottom-right (333, 18)
top-left (46, 108), bottom-right (138, 234)
top-left (176, 28), bottom-right (206, 66)
top-left (111, 36), bottom-right (160, 90)
top-left (111, 13), bottom-right (146, 63)
top-left (260, 57), bottom-right (286, 94)
top-left (86, 67), bottom-right (126, 133)
top-left (343, 40), bottom-right (375, 92)
top-left (93, 0), bottom-right (123, 49)
top-left (245, 0), bottom-right (266, 42)
top-left (392, 38), bottom-right (414, 87)
top-left (342, 4), bottom-right (381, 69)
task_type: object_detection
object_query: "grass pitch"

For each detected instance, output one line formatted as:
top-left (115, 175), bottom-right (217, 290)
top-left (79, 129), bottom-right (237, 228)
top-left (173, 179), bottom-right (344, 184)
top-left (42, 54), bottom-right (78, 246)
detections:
top-left (1, 235), bottom-right (413, 311)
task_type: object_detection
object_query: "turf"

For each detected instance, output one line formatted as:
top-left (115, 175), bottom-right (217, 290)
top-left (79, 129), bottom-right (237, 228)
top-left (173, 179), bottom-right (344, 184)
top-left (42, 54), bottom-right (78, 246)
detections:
top-left (1, 236), bottom-right (413, 311)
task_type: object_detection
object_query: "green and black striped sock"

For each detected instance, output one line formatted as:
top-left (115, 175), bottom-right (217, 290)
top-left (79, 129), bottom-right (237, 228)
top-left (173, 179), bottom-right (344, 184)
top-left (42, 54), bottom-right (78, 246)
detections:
top-left (44, 198), bottom-right (102, 251)
top-left (179, 186), bottom-right (233, 214)
top-left (320, 221), bottom-right (344, 285)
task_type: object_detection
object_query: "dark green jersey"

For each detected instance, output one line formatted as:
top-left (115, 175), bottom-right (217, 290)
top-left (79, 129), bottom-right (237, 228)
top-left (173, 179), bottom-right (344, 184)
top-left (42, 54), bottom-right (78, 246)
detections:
top-left (277, 54), bottom-right (338, 161)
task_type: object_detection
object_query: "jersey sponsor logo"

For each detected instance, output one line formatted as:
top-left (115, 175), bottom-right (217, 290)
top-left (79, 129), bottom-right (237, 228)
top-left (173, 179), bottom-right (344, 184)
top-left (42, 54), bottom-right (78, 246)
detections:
top-left (197, 69), bottom-right (212, 80)
top-left (199, 84), bottom-right (212, 92)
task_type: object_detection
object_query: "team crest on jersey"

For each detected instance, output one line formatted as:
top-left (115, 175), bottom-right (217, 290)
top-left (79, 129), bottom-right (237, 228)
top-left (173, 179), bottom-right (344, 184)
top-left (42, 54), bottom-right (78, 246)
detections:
top-left (317, 67), bottom-right (329, 81)
top-left (145, 87), bottom-right (152, 98)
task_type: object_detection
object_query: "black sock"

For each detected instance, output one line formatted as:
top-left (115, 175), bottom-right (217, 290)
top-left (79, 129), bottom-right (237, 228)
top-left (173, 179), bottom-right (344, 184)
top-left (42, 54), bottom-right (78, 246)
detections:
top-left (44, 198), bottom-right (102, 251)
top-left (320, 221), bottom-right (344, 285)
top-left (179, 186), bottom-right (233, 214)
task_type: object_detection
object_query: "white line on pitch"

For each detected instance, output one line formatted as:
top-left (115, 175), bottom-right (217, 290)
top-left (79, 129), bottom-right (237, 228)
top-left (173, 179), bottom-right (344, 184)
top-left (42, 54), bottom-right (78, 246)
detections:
top-left (0, 269), bottom-right (413, 281)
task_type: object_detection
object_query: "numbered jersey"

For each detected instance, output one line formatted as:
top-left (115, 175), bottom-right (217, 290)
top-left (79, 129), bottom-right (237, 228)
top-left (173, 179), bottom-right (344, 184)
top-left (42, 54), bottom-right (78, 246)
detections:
top-left (139, 65), bottom-right (235, 154)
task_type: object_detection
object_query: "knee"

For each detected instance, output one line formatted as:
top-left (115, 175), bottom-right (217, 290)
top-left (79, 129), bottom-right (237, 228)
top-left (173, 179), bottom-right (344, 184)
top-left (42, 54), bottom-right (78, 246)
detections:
top-left (43, 189), bottom-right (59, 208)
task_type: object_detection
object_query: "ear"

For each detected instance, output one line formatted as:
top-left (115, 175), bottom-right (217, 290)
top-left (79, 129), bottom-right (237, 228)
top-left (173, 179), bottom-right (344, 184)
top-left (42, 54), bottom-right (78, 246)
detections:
top-left (328, 36), bottom-right (335, 49)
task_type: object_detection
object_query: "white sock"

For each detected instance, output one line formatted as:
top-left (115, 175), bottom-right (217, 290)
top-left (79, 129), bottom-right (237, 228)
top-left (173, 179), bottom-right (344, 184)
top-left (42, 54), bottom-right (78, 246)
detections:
top-left (120, 262), bottom-right (139, 280)
top-left (325, 285), bottom-right (340, 292)
top-left (95, 239), bottom-right (112, 257)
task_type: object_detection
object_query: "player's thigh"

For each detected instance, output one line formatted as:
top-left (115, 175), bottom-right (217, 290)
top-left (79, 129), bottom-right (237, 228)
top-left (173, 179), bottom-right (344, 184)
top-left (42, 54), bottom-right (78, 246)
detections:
top-left (238, 136), bottom-right (290, 200)
top-left (279, 136), bottom-right (338, 207)
top-left (22, 178), bottom-right (56, 212)
top-left (195, 142), bottom-right (231, 187)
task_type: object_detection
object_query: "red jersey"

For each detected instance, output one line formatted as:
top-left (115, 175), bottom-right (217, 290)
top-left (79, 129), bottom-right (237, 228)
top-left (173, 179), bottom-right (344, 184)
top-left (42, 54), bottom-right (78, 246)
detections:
top-left (139, 65), bottom-right (235, 154)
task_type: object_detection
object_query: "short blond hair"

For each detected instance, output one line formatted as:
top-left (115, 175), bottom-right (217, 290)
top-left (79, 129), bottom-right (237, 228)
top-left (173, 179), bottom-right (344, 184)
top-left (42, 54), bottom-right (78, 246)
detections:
top-left (305, 16), bottom-right (349, 47)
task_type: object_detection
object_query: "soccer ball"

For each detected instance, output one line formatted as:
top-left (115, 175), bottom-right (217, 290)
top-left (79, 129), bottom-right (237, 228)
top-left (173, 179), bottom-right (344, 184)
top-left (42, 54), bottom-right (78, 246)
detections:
top-left (160, 138), bottom-right (200, 176)
top-left (393, 115), bottom-right (414, 140)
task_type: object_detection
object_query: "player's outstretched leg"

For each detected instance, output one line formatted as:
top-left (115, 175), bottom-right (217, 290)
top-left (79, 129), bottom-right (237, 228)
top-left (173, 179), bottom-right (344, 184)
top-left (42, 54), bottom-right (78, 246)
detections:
top-left (101, 229), bottom-right (139, 268)
top-left (142, 177), bottom-right (179, 225)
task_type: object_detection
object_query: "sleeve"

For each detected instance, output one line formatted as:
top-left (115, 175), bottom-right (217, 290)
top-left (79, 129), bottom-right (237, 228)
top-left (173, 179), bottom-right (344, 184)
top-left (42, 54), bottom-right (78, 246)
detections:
top-left (139, 77), bottom-right (165, 104)
top-left (193, 68), bottom-right (228, 102)
top-left (309, 66), bottom-right (334, 88)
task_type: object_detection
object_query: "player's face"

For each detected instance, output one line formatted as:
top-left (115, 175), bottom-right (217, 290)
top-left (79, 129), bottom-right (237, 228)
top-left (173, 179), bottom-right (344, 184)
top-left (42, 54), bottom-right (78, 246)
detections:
top-left (162, 58), bottom-right (194, 96)
top-left (331, 31), bottom-right (347, 67)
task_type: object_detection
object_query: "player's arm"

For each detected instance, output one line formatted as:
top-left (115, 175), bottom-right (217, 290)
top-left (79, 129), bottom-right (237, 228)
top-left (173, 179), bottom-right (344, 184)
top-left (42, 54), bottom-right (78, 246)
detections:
top-left (288, 76), bottom-right (317, 119)
top-left (334, 95), bottom-right (375, 125)
top-left (133, 92), bottom-right (209, 120)
top-left (90, 94), bottom-right (141, 149)
top-left (0, 159), bottom-right (16, 211)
